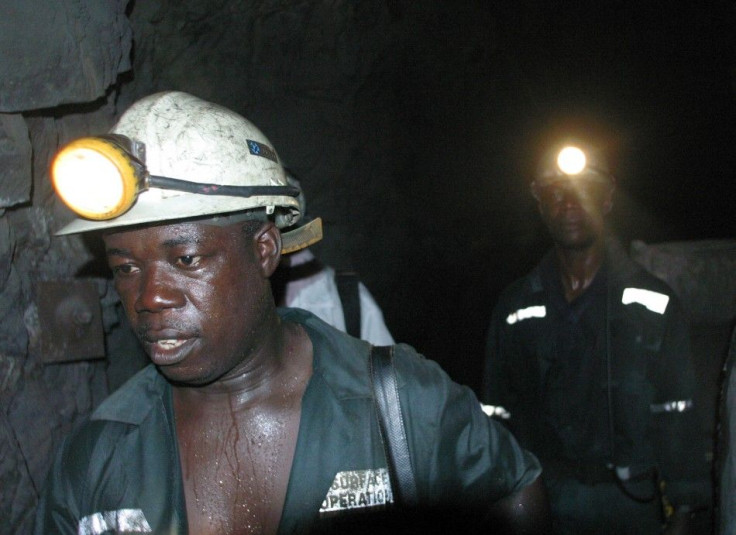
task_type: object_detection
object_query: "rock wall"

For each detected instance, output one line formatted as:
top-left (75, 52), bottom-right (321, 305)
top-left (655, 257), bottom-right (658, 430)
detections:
top-left (0, 2), bottom-right (132, 532)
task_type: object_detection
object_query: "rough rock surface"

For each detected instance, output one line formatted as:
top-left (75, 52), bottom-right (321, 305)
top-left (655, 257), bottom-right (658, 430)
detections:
top-left (0, 2), bottom-right (132, 533)
top-left (0, 0), bottom-right (132, 111)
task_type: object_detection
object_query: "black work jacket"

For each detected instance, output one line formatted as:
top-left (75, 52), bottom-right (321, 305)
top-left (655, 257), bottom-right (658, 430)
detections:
top-left (483, 241), bottom-right (698, 504)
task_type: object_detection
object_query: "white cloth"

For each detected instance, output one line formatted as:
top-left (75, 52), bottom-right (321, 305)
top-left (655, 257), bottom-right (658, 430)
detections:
top-left (283, 250), bottom-right (394, 346)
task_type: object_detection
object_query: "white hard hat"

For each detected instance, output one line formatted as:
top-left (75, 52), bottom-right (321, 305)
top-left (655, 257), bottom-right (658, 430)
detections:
top-left (54, 91), bottom-right (302, 235)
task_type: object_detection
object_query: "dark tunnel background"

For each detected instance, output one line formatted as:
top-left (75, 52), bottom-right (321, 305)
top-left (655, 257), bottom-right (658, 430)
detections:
top-left (1, 1), bottom-right (736, 532)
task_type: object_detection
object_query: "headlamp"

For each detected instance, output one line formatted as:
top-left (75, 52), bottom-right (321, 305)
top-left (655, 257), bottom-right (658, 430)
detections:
top-left (51, 136), bottom-right (144, 220)
top-left (556, 146), bottom-right (587, 175)
top-left (553, 145), bottom-right (612, 182)
top-left (51, 135), bottom-right (300, 221)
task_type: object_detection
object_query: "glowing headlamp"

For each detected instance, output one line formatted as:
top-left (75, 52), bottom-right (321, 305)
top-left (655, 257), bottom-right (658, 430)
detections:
top-left (51, 135), bottom-right (300, 221)
top-left (51, 136), bottom-right (144, 220)
top-left (556, 146), bottom-right (588, 175)
top-left (546, 144), bottom-right (611, 184)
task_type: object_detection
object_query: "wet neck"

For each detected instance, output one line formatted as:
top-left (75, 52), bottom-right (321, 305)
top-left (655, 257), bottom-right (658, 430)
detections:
top-left (175, 316), bottom-right (311, 408)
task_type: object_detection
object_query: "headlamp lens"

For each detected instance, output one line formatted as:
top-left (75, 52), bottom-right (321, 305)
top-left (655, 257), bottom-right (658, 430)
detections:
top-left (556, 146), bottom-right (587, 175)
top-left (51, 137), bottom-right (141, 220)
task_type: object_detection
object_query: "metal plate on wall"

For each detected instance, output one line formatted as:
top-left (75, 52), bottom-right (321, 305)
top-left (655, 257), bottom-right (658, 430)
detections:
top-left (37, 280), bottom-right (105, 363)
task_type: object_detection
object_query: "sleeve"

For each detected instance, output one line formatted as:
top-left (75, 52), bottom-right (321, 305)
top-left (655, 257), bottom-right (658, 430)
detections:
top-left (33, 435), bottom-right (81, 535)
top-left (482, 300), bottom-right (509, 406)
top-left (395, 344), bottom-right (542, 510)
top-left (719, 326), bottom-right (736, 533)
top-left (482, 295), bottom-right (522, 437)
top-left (649, 292), bottom-right (710, 510)
top-left (33, 419), bottom-right (143, 535)
top-left (357, 282), bottom-right (395, 346)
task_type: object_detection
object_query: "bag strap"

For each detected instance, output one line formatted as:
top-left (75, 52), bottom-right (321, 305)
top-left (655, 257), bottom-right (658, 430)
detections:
top-left (369, 345), bottom-right (419, 507)
top-left (335, 271), bottom-right (361, 338)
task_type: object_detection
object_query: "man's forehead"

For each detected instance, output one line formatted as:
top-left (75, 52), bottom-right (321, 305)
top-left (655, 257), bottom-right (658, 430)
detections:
top-left (536, 176), bottom-right (611, 189)
top-left (102, 220), bottom-right (229, 248)
top-left (536, 178), bottom-right (615, 197)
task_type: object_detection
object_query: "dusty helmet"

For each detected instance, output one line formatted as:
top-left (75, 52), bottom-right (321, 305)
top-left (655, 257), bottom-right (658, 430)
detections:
top-left (53, 91), bottom-right (304, 236)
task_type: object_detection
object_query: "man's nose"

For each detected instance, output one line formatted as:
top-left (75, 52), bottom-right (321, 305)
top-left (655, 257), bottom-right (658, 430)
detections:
top-left (134, 266), bottom-right (184, 313)
top-left (555, 186), bottom-right (588, 211)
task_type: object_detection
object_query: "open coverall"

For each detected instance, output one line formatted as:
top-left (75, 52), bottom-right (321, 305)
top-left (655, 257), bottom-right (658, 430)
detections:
top-left (36, 308), bottom-right (540, 534)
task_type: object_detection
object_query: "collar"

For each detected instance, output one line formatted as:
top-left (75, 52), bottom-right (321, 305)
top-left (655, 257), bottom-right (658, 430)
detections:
top-left (91, 308), bottom-right (376, 425)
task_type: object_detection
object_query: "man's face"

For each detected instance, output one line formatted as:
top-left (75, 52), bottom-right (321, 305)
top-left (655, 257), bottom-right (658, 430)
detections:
top-left (103, 220), bottom-right (275, 386)
top-left (533, 178), bottom-right (614, 251)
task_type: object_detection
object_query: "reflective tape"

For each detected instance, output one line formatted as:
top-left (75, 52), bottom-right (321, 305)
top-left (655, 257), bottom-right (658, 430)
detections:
top-left (506, 305), bottom-right (546, 325)
top-left (621, 288), bottom-right (669, 314)
top-left (78, 509), bottom-right (152, 535)
top-left (650, 399), bottom-right (693, 414)
top-left (480, 403), bottom-right (511, 420)
top-left (615, 466), bottom-right (631, 480)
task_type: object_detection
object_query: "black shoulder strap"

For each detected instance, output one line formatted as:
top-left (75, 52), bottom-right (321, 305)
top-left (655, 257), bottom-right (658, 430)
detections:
top-left (336, 270), bottom-right (361, 338)
top-left (369, 345), bottom-right (419, 507)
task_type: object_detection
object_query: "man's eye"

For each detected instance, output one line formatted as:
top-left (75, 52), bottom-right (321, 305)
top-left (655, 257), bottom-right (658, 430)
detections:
top-left (176, 255), bottom-right (201, 267)
top-left (542, 188), bottom-right (564, 203)
top-left (112, 264), bottom-right (139, 275)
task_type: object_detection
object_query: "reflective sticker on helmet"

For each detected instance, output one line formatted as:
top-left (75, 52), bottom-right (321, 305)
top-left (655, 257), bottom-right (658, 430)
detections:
top-left (506, 305), bottom-right (546, 324)
top-left (78, 509), bottom-right (152, 534)
top-left (319, 468), bottom-right (394, 516)
top-left (246, 139), bottom-right (278, 163)
top-left (621, 288), bottom-right (669, 314)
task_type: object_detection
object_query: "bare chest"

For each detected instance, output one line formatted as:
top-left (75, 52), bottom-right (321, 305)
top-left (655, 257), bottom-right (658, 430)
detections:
top-left (176, 404), bottom-right (302, 535)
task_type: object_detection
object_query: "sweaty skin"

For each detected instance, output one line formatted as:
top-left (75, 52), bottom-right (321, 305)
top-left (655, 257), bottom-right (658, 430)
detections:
top-left (103, 219), bottom-right (551, 534)
top-left (104, 220), bottom-right (313, 535)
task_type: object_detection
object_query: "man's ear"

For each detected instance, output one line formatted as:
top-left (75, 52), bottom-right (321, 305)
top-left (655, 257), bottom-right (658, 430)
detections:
top-left (254, 222), bottom-right (282, 277)
top-left (530, 180), bottom-right (541, 201)
top-left (530, 181), bottom-right (545, 216)
top-left (602, 177), bottom-right (616, 215)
